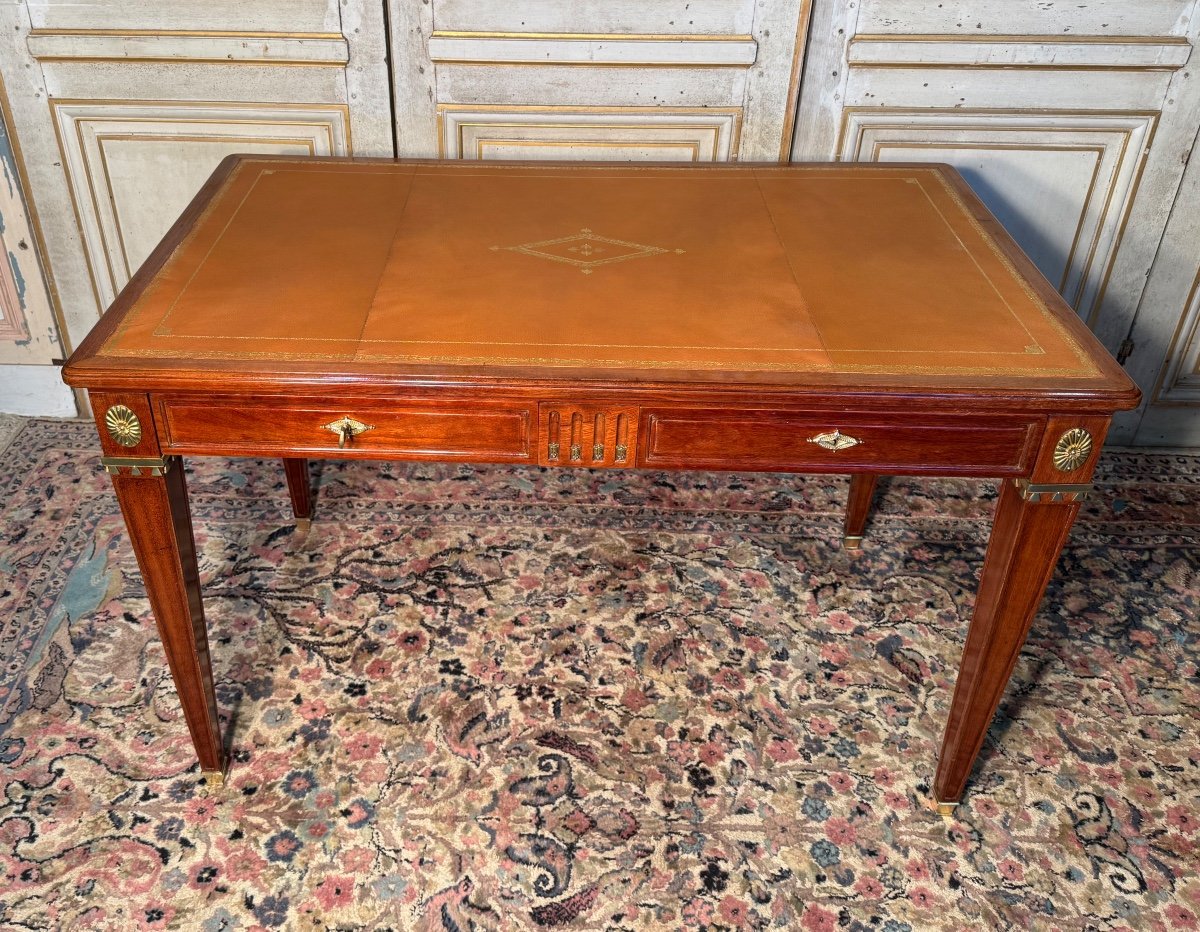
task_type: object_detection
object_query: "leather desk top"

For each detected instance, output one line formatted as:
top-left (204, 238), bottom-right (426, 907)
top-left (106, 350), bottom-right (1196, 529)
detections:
top-left (65, 156), bottom-right (1137, 406)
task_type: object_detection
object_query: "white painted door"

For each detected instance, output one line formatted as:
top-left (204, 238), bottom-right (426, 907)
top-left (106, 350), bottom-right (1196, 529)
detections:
top-left (0, 0), bottom-right (391, 394)
top-left (387, 1), bottom-right (814, 162)
top-left (794, 0), bottom-right (1200, 444)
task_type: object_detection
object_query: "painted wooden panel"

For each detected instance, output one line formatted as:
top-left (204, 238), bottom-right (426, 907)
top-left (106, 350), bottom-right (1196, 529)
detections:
top-left (1154, 274), bottom-right (1200, 405)
top-left (438, 106), bottom-right (741, 161)
top-left (434, 65), bottom-right (749, 110)
top-left (846, 34), bottom-right (1190, 69)
top-left (27, 32), bottom-right (350, 66)
top-left (390, 0), bottom-right (810, 161)
top-left (426, 34), bottom-right (757, 66)
top-left (24, 0), bottom-right (340, 32)
top-left (434, 1), bottom-right (755, 34)
top-left (1127, 118), bottom-right (1200, 445)
top-left (855, 0), bottom-right (1194, 36)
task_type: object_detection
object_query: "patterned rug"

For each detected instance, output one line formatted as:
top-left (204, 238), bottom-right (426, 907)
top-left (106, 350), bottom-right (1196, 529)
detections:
top-left (0, 418), bottom-right (1196, 931)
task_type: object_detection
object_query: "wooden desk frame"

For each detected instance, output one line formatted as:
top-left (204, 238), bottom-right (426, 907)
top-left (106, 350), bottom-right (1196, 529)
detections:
top-left (63, 157), bottom-right (1140, 812)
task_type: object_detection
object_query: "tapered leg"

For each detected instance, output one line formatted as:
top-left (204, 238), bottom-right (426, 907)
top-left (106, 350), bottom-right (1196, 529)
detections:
top-left (933, 477), bottom-right (1081, 808)
top-left (283, 458), bottom-right (312, 520)
top-left (843, 473), bottom-right (878, 549)
top-left (110, 458), bottom-right (225, 780)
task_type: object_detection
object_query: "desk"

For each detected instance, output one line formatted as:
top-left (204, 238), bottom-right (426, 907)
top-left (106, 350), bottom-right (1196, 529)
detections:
top-left (62, 156), bottom-right (1139, 810)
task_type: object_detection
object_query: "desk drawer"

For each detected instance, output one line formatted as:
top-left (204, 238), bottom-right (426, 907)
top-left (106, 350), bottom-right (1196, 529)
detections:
top-left (641, 409), bottom-right (1039, 475)
top-left (155, 397), bottom-right (535, 462)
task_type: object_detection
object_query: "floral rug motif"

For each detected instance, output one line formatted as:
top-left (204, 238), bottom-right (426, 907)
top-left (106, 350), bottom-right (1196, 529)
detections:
top-left (0, 418), bottom-right (1197, 931)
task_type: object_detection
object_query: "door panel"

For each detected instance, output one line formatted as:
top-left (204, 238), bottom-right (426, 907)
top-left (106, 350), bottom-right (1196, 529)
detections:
top-left (437, 105), bottom-right (742, 162)
top-left (390, 0), bottom-right (812, 162)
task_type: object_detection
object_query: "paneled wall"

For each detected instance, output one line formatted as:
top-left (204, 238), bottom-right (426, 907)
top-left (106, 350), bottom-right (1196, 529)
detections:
top-left (388, 0), bottom-right (812, 161)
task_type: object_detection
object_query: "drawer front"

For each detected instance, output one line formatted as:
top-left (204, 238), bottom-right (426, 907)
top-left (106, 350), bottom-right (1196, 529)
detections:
top-left (641, 409), bottom-right (1040, 475)
top-left (156, 397), bottom-right (534, 462)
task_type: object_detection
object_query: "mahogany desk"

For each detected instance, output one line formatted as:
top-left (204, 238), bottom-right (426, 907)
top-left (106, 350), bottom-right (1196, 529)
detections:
top-left (62, 156), bottom-right (1139, 811)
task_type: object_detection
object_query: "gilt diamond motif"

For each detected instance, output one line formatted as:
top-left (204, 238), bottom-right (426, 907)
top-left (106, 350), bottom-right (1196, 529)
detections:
top-left (491, 228), bottom-right (684, 275)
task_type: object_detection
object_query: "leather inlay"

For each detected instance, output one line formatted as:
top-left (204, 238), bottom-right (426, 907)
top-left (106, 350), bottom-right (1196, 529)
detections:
top-left (100, 159), bottom-right (1097, 379)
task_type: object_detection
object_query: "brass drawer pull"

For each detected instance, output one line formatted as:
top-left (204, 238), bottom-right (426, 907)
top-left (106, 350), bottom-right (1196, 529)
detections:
top-left (807, 429), bottom-right (862, 451)
top-left (321, 416), bottom-right (375, 448)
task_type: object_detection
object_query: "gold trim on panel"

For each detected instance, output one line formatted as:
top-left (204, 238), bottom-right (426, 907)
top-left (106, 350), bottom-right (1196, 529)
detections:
top-left (852, 33), bottom-right (1191, 46)
top-left (1150, 265), bottom-right (1200, 404)
top-left (47, 98), bottom-right (108, 320)
top-left (926, 170), bottom-right (1096, 372)
top-left (778, 0), bottom-right (816, 162)
top-left (27, 28), bottom-right (344, 39)
top-left (847, 33), bottom-right (1190, 71)
top-left (0, 69), bottom-right (72, 354)
top-left (436, 105), bottom-right (743, 162)
top-left (437, 103), bottom-right (743, 115)
top-left (430, 59), bottom-right (752, 69)
top-left (430, 31), bottom-right (755, 42)
top-left (477, 139), bottom-right (705, 161)
top-left (1087, 116), bottom-right (1161, 327)
top-left (49, 99), bottom-right (354, 154)
top-left (460, 123), bottom-right (720, 160)
top-left (844, 63), bottom-right (1182, 72)
top-left (835, 107), bottom-right (1162, 156)
top-left (34, 56), bottom-right (347, 68)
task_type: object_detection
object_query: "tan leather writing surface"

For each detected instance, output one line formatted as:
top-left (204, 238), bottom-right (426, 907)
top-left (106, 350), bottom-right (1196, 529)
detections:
top-left (101, 158), bottom-right (1097, 379)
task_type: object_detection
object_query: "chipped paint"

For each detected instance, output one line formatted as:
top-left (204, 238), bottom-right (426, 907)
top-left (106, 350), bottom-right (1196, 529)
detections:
top-left (0, 117), bottom-right (16, 200)
top-left (7, 248), bottom-right (25, 306)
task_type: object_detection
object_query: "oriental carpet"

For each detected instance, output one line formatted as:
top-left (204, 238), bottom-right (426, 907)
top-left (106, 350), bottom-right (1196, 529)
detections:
top-left (0, 418), bottom-right (1196, 931)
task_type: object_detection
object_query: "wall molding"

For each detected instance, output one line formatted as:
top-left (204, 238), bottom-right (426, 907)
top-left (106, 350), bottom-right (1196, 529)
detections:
top-left (847, 34), bottom-right (1191, 70)
top-left (436, 104), bottom-right (743, 161)
top-left (1153, 268), bottom-right (1200, 404)
top-left (26, 30), bottom-right (349, 66)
